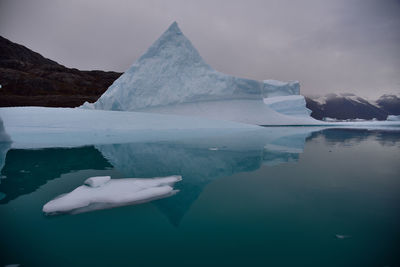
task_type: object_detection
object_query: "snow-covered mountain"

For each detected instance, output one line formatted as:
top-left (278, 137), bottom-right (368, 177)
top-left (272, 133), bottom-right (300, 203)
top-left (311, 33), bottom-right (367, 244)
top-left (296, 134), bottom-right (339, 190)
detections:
top-left (305, 93), bottom-right (388, 120)
top-left (84, 22), bottom-right (317, 125)
top-left (376, 94), bottom-right (400, 115)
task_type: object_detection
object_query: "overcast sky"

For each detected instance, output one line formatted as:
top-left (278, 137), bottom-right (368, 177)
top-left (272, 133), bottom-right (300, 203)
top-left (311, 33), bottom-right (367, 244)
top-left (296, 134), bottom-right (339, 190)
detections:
top-left (1, 0), bottom-right (399, 98)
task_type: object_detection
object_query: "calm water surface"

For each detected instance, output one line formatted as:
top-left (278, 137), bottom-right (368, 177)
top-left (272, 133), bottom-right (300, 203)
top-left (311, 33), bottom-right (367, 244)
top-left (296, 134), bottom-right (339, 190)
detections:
top-left (0, 128), bottom-right (399, 266)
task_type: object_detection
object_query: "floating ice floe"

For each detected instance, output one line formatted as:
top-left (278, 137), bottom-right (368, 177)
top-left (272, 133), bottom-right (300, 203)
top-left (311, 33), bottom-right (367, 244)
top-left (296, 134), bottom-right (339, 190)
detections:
top-left (43, 175), bottom-right (182, 215)
top-left (335, 234), bottom-right (351, 239)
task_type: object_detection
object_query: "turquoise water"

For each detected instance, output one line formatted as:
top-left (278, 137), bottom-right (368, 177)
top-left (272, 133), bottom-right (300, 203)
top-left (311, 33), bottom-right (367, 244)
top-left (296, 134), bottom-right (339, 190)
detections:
top-left (0, 128), bottom-right (399, 266)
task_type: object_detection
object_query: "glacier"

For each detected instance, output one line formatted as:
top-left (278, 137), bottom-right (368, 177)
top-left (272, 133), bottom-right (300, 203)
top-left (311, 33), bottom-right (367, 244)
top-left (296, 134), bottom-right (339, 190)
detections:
top-left (83, 22), bottom-right (317, 125)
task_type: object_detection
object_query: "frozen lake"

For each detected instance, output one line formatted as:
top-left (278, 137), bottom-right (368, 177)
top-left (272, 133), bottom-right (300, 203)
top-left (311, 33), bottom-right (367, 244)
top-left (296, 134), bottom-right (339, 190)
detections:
top-left (0, 127), bottom-right (399, 266)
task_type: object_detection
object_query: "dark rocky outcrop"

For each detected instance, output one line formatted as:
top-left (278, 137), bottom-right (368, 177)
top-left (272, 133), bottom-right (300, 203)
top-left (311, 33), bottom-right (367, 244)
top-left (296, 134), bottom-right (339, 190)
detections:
top-left (0, 36), bottom-right (122, 107)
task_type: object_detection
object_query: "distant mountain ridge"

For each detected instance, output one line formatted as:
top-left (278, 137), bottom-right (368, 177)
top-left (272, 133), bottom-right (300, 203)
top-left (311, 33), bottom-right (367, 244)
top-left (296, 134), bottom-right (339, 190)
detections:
top-left (305, 93), bottom-right (400, 121)
top-left (0, 35), bottom-right (122, 107)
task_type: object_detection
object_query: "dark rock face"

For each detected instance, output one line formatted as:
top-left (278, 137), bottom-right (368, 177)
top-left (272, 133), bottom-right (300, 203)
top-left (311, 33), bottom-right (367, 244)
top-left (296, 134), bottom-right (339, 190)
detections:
top-left (305, 93), bottom-right (388, 121)
top-left (304, 97), bottom-right (325, 120)
top-left (376, 94), bottom-right (400, 115)
top-left (0, 36), bottom-right (122, 107)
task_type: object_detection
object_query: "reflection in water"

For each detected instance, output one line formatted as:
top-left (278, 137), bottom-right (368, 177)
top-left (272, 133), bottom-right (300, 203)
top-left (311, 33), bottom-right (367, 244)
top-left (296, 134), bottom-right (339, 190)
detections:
top-left (96, 142), bottom-right (264, 225)
top-left (0, 147), bottom-right (112, 204)
top-left (1, 128), bottom-right (399, 224)
top-left (0, 142), bottom-right (10, 175)
top-left (95, 130), bottom-right (310, 225)
top-left (307, 128), bottom-right (400, 147)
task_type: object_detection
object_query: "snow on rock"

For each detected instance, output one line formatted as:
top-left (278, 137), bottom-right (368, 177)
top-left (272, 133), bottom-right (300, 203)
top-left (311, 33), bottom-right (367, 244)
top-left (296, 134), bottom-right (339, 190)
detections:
top-left (43, 175), bottom-right (182, 214)
top-left (86, 22), bottom-right (316, 125)
top-left (263, 95), bottom-right (311, 117)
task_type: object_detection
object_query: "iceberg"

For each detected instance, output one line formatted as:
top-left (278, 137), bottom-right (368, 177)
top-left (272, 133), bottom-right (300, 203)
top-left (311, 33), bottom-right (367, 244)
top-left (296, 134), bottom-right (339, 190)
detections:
top-left (0, 106), bottom-right (257, 149)
top-left (43, 175), bottom-right (182, 214)
top-left (0, 116), bottom-right (11, 143)
top-left (0, 116), bottom-right (11, 172)
top-left (387, 115), bottom-right (400, 121)
top-left (263, 80), bottom-right (300, 97)
top-left (85, 22), bottom-right (318, 125)
top-left (1, 106), bottom-right (399, 151)
top-left (263, 95), bottom-right (312, 117)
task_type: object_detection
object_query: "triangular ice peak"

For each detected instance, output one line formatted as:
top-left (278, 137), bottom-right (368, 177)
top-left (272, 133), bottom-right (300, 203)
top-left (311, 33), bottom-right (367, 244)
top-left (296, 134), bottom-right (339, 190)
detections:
top-left (166, 21), bottom-right (182, 34)
top-left (91, 22), bottom-right (265, 111)
top-left (138, 21), bottom-right (206, 67)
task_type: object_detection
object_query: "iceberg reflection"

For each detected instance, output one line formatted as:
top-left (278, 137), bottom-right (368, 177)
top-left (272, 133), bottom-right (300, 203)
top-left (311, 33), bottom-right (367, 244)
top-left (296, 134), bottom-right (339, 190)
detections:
top-left (43, 175), bottom-right (181, 215)
top-left (94, 128), bottom-right (312, 225)
top-left (0, 146), bottom-right (112, 204)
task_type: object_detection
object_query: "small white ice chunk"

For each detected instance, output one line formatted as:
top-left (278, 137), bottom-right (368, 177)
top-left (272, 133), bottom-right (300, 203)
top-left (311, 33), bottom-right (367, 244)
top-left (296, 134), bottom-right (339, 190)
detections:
top-left (84, 176), bottom-right (111, 187)
top-left (335, 234), bottom-right (351, 239)
top-left (387, 115), bottom-right (400, 121)
top-left (43, 175), bottom-right (182, 214)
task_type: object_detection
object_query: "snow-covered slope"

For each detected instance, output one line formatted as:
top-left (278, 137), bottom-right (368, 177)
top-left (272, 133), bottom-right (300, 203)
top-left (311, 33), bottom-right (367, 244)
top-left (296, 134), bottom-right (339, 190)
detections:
top-left (85, 22), bottom-right (317, 125)
top-left (376, 94), bottom-right (400, 115)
